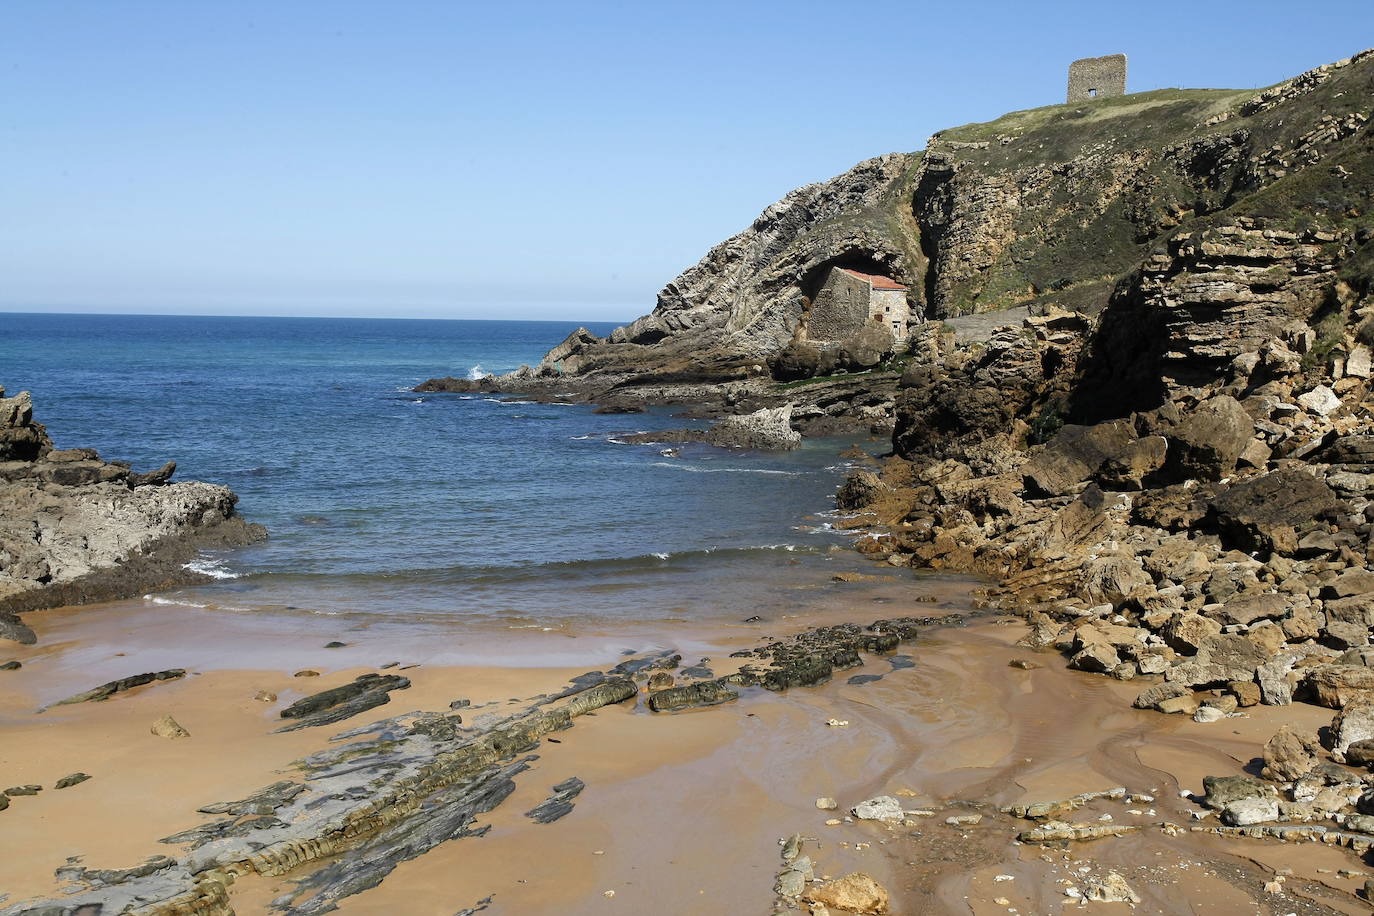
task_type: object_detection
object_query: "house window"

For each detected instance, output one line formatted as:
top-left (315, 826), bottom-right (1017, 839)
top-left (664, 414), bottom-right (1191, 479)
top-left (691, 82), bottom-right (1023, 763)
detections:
top-left (1088, 88), bottom-right (1098, 98)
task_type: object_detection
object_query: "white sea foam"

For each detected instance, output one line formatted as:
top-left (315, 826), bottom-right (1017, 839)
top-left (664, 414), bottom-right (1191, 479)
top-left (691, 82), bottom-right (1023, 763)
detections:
top-left (143, 595), bottom-right (211, 609)
top-left (569, 434), bottom-right (596, 440)
top-left (467, 365), bottom-right (490, 380)
top-left (649, 462), bottom-right (801, 476)
top-left (651, 552), bottom-right (671, 560)
top-left (183, 557), bottom-right (241, 580)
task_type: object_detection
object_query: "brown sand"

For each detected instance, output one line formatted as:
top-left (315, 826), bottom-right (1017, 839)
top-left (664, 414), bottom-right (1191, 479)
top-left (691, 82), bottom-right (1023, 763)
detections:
top-left (1, 580), bottom-right (1369, 915)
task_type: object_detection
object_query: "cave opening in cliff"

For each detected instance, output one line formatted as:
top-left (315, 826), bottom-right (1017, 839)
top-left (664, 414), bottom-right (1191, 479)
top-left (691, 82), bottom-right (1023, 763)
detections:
top-left (799, 252), bottom-right (897, 303)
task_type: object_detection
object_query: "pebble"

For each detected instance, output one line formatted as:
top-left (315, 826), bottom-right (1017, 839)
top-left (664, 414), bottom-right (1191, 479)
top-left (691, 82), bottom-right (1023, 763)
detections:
top-left (603, 890), bottom-right (615, 898)
top-left (994, 874), bottom-right (1014, 882)
top-left (825, 819), bottom-right (842, 827)
top-left (816, 797), bottom-right (838, 810)
top-left (253, 691), bottom-right (277, 703)
top-left (294, 670), bottom-right (320, 678)
top-left (945, 814), bottom-right (982, 826)
top-left (825, 718), bottom-right (850, 727)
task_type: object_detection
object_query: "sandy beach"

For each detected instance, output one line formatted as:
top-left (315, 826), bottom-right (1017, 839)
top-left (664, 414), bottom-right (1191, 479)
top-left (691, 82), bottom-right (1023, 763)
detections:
top-left (4, 570), bottom-right (1370, 915)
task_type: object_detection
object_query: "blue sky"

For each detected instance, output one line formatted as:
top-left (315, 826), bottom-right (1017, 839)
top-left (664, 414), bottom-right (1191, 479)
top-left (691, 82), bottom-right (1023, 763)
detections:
top-left (3, 1), bottom-right (1371, 321)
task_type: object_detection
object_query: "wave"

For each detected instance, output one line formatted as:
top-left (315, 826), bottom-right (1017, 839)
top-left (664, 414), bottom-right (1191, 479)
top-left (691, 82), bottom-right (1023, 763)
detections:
top-left (649, 462), bottom-right (803, 477)
top-left (569, 434), bottom-right (596, 440)
top-left (242, 544), bottom-right (822, 591)
top-left (467, 365), bottom-right (490, 380)
top-left (144, 595), bottom-right (211, 608)
top-left (183, 557), bottom-right (241, 580)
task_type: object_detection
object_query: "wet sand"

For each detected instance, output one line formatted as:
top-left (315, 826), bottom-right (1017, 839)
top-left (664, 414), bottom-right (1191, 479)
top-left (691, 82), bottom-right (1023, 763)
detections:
top-left (2, 576), bottom-right (1370, 914)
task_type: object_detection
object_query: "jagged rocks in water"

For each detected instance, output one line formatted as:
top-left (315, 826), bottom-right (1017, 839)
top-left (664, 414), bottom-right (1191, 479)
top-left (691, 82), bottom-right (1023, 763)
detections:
top-left (52, 669), bottom-right (187, 706)
top-left (0, 387), bottom-right (264, 615)
top-left (275, 673), bottom-right (411, 731)
top-left (524, 777), bottom-right (585, 824)
top-left (837, 470), bottom-right (885, 510)
top-left (616, 405), bottom-right (801, 452)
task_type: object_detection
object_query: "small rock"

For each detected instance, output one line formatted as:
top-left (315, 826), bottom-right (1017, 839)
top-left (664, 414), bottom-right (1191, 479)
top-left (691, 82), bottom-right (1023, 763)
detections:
top-left (945, 814), bottom-right (982, 826)
top-left (4, 785), bottom-right (41, 796)
top-left (1008, 659), bottom-right (1040, 670)
top-left (253, 691), bottom-right (277, 703)
top-left (151, 714), bottom-right (190, 738)
top-left (826, 718), bottom-right (850, 727)
top-left (824, 818), bottom-right (842, 826)
top-left (1222, 796), bottom-right (1279, 826)
top-left (803, 873), bottom-right (889, 914)
top-left (54, 773), bottom-right (90, 789)
top-left (851, 796), bottom-right (903, 822)
top-left (1193, 705), bottom-right (1225, 723)
top-left (1084, 872), bottom-right (1140, 904)
top-left (0, 660), bottom-right (21, 671)
top-left (323, 641), bottom-right (347, 649)
top-left (816, 797), bottom-right (838, 810)
top-left (294, 670), bottom-right (320, 678)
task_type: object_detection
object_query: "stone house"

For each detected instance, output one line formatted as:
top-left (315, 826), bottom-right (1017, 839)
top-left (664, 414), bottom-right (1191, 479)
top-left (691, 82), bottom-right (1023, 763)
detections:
top-left (806, 267), bottom-right (911, 341)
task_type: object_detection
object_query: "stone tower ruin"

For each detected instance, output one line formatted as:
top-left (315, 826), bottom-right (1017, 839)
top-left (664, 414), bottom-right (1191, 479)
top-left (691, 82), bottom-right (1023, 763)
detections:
top-left (1067, 54), bottom-right (1127, 102)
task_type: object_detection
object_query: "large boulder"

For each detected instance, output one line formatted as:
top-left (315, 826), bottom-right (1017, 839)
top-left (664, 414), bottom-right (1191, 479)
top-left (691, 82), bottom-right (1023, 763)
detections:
top-left (1158, 395), bottom-right (1253, 481)
top-left (1262, 725), bottom-right (1321, 780)
top-left (1332, 701), bottom-right (1374, 758)
top-left (1022, 421), bottom-right (1135, 497)
top-left (1300, 665), bottom-right (1374, 709)
top-left (1208, 469), bottom-right (1342, 556)
top-left (1201, 774), bottom-right (1275, 810)
top-left (835, 324), bottom-right (897, 371)
top-left (836, 471), bottom-right (886, 511)
top-left (769, 339), bottom-right (826, 381)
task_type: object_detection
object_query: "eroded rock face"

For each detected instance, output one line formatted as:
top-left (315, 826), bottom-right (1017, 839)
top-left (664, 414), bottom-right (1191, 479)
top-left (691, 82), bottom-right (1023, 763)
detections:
top-left (0, 387), bottom-right (264, 619)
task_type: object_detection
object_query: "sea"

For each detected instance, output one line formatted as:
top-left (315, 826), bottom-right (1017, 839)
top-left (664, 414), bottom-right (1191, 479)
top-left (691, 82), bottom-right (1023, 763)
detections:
top-left (1, 313), bottom-right (884, 631)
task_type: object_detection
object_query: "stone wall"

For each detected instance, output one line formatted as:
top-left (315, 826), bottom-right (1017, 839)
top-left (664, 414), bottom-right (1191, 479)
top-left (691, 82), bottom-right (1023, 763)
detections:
top-left (1067, 54), bottom-right (1127, 102)
top-left (807, 268), bottom-right (871, 341)
top-left (872, 288), bottom-right (910, 338)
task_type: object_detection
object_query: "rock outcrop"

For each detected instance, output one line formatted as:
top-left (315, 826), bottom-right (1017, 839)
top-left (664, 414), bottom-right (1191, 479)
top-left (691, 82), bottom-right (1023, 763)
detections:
top-left (0, 387), bottom-right (263, 621)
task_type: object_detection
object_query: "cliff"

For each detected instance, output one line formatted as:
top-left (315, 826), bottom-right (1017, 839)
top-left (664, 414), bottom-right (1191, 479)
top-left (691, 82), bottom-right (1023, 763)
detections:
top-left (520, 48), bottom-right (1374, 386)
top-left (0, 387), bottom-right (264, 629)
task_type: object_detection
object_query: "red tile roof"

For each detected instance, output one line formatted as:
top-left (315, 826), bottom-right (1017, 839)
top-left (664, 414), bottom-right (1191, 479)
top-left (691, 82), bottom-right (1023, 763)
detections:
top-left (837, 268), bottom-right (907, 291)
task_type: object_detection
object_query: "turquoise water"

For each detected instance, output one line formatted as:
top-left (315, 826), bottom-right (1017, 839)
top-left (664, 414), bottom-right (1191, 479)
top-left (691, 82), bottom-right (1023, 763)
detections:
top-left (1, 313), bottom-right (874, 626)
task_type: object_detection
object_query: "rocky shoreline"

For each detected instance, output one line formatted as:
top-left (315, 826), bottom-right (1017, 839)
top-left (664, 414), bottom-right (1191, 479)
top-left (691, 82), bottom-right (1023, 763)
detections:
top-left (0, 387), bottom-right (264, 625)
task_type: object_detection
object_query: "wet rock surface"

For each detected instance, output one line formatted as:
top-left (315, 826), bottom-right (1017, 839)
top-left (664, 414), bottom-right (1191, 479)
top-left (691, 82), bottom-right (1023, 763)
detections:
top-left (275, 674), bottom-right (412, 732)
top-left (524, 777), bottom-right (585, 824)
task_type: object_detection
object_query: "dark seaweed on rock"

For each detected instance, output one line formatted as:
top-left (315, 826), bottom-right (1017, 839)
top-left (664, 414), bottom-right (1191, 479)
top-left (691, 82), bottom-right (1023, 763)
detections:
top-left (275, 674), bottom-right (411, 732)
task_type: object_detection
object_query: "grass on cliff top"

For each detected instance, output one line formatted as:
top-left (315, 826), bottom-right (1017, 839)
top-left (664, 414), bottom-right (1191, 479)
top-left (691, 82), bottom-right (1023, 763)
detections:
top-left (939, 87), bottom-right (1248, 144)
top-left (934, 88), bottom-right (1252, 172)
